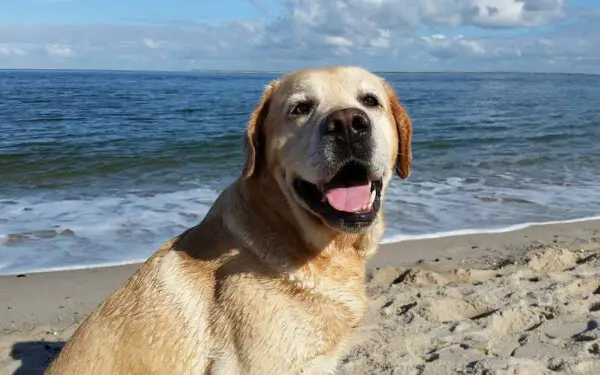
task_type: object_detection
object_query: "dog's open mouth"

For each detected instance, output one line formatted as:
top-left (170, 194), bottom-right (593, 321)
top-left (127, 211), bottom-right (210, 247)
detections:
top-left (293, 161), bottom-right (383, 231)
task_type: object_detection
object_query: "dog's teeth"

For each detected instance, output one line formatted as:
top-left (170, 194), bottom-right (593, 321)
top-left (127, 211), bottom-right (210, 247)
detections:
top-left (369, 189), bottom-right (376, 205)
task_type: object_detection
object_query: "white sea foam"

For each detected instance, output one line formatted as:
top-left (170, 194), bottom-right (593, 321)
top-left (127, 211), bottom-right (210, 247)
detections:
top-left (5, 214), bottom-right (600, 276)
top-left (2, 177), bottom-right (600, 276)
top-left (381, 214), bottom-right (600, 244)
top-left (0, 187), bottom-right (219, 275)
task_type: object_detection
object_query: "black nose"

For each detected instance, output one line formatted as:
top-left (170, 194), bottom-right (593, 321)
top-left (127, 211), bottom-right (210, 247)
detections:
top-left (323, 108), bottom-right (371, 140)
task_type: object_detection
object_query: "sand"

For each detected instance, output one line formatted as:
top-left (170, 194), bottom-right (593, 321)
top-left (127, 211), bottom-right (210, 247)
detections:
top-left (1, 219), bottom-right (600, 374)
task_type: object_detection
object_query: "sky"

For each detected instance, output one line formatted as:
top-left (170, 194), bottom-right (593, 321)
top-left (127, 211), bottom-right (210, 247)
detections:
top-left (0, 0), bottom-right (599, 73)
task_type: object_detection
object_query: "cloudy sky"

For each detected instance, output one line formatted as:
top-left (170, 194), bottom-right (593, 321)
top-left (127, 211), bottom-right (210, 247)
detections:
top-left (0, 0), bottom-right (598, 73)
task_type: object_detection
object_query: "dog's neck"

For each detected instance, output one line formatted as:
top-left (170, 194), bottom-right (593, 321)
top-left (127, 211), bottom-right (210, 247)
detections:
top-left (221, 173), bottom-right (383, 275)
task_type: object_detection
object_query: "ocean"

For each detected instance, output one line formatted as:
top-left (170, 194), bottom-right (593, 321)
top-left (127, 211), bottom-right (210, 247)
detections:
top-left (1, 70), bottom-right (600, 275)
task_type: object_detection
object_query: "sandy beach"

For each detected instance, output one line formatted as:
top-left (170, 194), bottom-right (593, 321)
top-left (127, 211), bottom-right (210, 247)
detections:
top-left (1, 219), bottom-right (600, 375)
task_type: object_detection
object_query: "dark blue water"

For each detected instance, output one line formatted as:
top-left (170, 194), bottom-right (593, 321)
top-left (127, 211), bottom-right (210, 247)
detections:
top-left (1, 70), bottom-right (600, 274)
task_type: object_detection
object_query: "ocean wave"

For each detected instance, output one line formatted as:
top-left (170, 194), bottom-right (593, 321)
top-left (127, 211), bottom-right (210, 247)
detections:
top-left (381, 215), bottom-right (600, 244)
top-left (0, 187), bottom-right (220, 274)
top-left (2, 70), bottom-right (600, 276)
top-left (4, 214), bottom-right (600, 276)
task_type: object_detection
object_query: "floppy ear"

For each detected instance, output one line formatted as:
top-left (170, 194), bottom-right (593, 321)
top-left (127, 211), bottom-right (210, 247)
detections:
top-left (383, 82), bottom-right (413, 179)
top-left (242, 80), bottom-right (279, 178)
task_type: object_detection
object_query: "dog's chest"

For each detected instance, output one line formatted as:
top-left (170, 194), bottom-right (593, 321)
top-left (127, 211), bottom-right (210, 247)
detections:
top-left (212, 274), bottom-right (367, 374)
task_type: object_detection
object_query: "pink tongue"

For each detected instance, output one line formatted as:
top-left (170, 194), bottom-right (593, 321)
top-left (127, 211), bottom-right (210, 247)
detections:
top-left (324, 184), bottom-right (371, 213)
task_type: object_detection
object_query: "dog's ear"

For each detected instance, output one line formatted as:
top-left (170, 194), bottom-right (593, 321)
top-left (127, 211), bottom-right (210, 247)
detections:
top-left (243, 80), bottom-right (279, 178)
top-left (383, 81), bottom-right (413, 179)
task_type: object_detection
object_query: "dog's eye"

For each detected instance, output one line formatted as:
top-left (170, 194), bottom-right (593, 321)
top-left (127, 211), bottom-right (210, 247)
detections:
top-left (361, 94), bottom-right (380, 107)
top-left (290, 101), bottom-right (313, 116)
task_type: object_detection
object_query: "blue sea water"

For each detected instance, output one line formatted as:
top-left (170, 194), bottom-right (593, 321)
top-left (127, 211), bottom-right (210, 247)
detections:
top-left (1, 70), bottom-right (600, 275)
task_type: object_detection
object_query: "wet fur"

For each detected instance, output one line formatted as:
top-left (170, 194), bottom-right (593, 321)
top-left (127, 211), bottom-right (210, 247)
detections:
top-left (45, 66), bottom-right (413, 375)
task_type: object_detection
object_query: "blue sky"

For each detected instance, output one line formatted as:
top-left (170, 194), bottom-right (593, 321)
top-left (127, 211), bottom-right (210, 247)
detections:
top-left (1, 0), bottom-right (599, 73)
top-left (0, 0), bottom-right (278, 25)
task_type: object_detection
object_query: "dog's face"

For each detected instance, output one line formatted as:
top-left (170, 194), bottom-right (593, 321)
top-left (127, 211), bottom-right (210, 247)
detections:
top-left (243, 66), bottom-right (412, 234)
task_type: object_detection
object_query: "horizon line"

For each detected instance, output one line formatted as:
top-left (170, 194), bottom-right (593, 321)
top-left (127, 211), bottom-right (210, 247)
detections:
top-left (0, 67), bottom-right (598, 76)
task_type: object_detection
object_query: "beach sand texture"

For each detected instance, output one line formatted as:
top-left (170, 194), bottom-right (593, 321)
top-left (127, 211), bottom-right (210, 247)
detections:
top-left (1, 219), bottom-right (600, 375)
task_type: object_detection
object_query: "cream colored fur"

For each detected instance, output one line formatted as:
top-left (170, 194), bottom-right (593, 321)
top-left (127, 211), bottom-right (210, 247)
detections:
top-left (45, 66), bottom-right (413, 375)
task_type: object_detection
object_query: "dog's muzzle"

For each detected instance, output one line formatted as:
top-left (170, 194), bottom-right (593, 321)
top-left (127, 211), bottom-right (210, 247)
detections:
top-left (291, 108), bottom-right (383, 232)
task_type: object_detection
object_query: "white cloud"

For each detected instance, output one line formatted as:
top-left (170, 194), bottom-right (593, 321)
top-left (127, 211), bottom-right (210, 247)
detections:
top-left (45, 44), bottom-right (75, 58)
top-left (0, 0), bottom-right (596, 73)
top-left (252, 0), bottom-right (567, 62)
top-left (423, 34), bottom-right (487, 57)
top-left (325, 36), bottom-right (353, 47)
top-left (142, 38), bottom-right (164, 49)
top-left (422, 34), bottom-right (448, 43)
top-left (0, 44), bottom-right (26, 56)
top-left (369, 29), bottom-right (390, 49)
top-left (463, 0), bottom-right (566, 28)
top-left (272, 0), bottom-right (566, 32)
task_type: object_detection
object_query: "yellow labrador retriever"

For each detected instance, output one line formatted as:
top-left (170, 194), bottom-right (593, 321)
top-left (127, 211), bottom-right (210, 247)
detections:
top-left (45, 66), bottom-right (412, 375)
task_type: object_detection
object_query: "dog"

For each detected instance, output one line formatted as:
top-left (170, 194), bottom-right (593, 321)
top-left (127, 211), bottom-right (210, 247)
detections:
top-left (45, 66), bottom-right (412, 375)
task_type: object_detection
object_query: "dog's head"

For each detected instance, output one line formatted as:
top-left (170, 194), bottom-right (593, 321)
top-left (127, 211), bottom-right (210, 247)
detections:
top-left (242, 66), bottom-right (412, 234)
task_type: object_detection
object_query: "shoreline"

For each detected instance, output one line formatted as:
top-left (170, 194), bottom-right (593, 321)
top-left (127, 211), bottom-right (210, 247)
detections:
top-left (1, 217), bottom-right (599, 374)
top-left (381, 214), bottom-right (600, 244)
top-left (2, 214), bottom-right (600, 277)
top-left (2, 217), bottom-right (599, 330)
